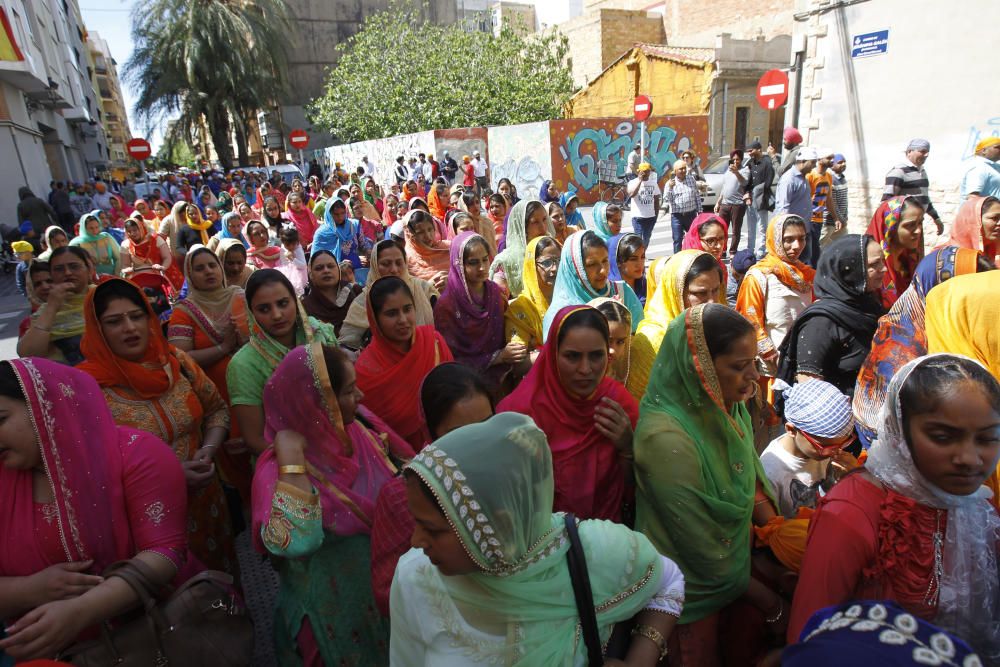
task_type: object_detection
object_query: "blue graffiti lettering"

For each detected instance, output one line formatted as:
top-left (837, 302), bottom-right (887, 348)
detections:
top-left (962, 117), bottom-right (1000, 160)
top-left (561, 123), bottom-right (686, 194)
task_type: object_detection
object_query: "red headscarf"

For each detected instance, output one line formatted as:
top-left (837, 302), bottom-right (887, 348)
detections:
top-left (355, 278), bottom-right (454, 447)
top-left (496, 305), bottom-right (638, 522)
top-left (934, 195), bottom-right (999, 266)
top-left (682, 212), bottom-right (730, 283)
top-left (867, 196), bottom-right (925, 309)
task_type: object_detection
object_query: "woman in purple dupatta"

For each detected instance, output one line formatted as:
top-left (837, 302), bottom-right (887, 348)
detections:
top-left (433, 231), bottom-right (528, 385)
top-left (0, 358), bottom-right (190, 662)
top-left (251, 342), bottom-right (411, 665)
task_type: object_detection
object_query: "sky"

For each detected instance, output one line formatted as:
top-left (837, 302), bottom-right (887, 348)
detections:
top-left (79, 0), bottom-right (172, 150)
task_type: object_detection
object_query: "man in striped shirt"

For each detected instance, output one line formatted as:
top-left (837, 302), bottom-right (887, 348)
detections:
top-left (882, 138), bottom-right (944, 234)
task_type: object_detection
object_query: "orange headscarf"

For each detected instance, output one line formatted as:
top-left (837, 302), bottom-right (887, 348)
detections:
top-left (428, 186), bottom-right (448, 220)
top-left (78, 278), bottom-right (181, 399)
top-left (934, 195), bottom-right (999, 266)
top-left (753, 213), bottom-right (816, 292)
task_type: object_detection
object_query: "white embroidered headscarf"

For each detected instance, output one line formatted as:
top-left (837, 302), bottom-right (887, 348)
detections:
top-left (866, 353), bottom-right (1000, 661)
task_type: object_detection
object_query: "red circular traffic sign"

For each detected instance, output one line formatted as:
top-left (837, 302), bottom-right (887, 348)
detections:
top-left (633, 95), bottom-right (652, 122)
top-left (756, 69), bottom-right (789, 110)
top-left (126, 138), bottom-right (151, 161)
top-left (289, 129), bottom-right (309, 149)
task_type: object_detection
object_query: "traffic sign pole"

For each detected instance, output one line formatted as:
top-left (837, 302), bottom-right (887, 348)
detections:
top-left (633, 95), bottom-right (653, 166)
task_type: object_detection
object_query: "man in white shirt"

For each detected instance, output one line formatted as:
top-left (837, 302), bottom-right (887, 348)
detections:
top-left (961, 137), bottom-right (1000, 199)
top-left (761, 380), bottom-right (857, 518)
top-left (361, 155), bottom-right (377, 180)
top-left (626, 162), bottom-right (661, 248)
top-left (419, 153), bottom-right (434, 182)
top-left (470, 150), bottom-right (489, 196)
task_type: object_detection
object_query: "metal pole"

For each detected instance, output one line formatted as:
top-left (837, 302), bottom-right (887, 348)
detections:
top-left (640, 121), bottom-right (646, 163)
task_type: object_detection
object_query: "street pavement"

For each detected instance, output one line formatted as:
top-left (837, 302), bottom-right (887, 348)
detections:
top-left (0, 270), bottom-right (29, 361)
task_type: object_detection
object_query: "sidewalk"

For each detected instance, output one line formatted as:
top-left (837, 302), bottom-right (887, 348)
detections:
top-left (0, 272), bottom-right (29, 361)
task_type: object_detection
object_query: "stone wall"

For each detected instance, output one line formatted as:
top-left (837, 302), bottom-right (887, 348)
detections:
top-left (550, 8), bottom-right (665, 87)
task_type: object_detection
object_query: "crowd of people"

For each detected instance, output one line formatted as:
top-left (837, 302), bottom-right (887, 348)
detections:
top-left (2, 130), bottom-right (999, 667)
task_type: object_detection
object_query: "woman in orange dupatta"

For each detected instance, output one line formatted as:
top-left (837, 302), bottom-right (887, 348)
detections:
top-left (427, 180), bottom-right (450, 221)
top-left (866, 196), bottom-right (926, 309)
top-left (355, 276), bottom-right (453, 448)
top-left (934, 195), bottom-right (1000, 266)
top-left (736, 214), bottom-right (815, 403)
top-left (77, 278), bottom-right (237, 576)
top-left (403, 210), bottom-right (450, 292)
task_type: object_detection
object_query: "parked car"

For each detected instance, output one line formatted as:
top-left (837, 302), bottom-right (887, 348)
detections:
top-left (700, 156), bottom-right (733, 211)
top-left (269, 164), bottom-right (304, 185)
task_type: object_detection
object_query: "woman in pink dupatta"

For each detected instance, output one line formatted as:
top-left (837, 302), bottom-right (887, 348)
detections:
top-left (496, 305), bottom-right (638, 522)
top-left (0, 358), bottom-right (191, 662)
top-left (251, 342), bottom-right (410, 666)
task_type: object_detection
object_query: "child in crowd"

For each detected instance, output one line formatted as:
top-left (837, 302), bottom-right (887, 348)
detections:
top-left (762, 379), bottom-right (858, 518)
top-left (727, 249), bottom-right (757, 307)
top-left (606, 204), bottom-right (623, 236)
top-left (12, 240), bottom-right (34, 297)
top-left (278, 227), bottom-right (308, 296)
top-left (339, 259), bottom-right (356, 285)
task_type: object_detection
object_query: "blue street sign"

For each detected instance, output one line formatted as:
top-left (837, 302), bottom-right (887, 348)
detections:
top-left (851, 30), bottom-right (889, 58)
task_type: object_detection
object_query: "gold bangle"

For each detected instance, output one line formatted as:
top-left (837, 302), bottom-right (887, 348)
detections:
top-left (631, 623), bottom-right (668, 659)
top-left (279, 464), bottom-right (307, 475)
top-left (31, 323), bottom-right (51, 333)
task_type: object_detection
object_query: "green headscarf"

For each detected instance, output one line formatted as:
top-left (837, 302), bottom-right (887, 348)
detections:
top-left (402, 412), bottom-right (664, 664)
top-left (634, 303), bottom-right (774, 623)
top-left (70, 210), bottom-right (117, 269)
top-left (489, 200), bottom-right (555, 297)
top-left (591, 201), bottom-right (613, 241)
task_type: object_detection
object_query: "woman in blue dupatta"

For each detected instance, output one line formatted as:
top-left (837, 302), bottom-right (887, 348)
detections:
top-left (607, 232), bottom-right (648, 307)
top-left (208, 211), bottom-right (249, 252)
top-left (541, 230), bottom-right (643, 340)
top-left (852, 246), bottom-right (989, 446)
top-left (313, 197), bottom-right (372, 283)
top-left (558, 191), bottom-right (586, 230)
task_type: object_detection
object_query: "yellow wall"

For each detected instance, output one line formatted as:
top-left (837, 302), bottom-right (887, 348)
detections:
top-left (565, 50), bottom-right (713, 120)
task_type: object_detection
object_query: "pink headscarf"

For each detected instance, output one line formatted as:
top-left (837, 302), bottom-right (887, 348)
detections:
top-left (682, 212), bottom-right (730, 282)
top-left (251, 343), bottom-right (407, 553)
top-left (0, 358), bottom-right (185, 576)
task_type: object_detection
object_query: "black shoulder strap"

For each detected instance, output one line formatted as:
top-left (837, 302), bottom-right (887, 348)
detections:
top-left (564, 513), bottom-right (603, 667)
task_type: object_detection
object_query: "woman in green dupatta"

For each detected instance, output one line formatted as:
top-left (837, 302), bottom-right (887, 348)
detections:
top-left (226, 269), bottom-right (336, 454)
top-left (391, 412), bottom-right (685, 666)
top-left (489, 200), bottom-right (556, 297)
top-left (70, 210), bottom-right (120, 276)
top-left (634, 303), bottom-right (785, 664)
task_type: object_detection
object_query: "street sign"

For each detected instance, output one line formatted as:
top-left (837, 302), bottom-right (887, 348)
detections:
top-left (755, 69), bottom-right (789, 111)
top-left (126, 137), bottom-right (151, 161)
top-left (289, 129), bottom-right (309, 149)
top-left (633, 95), bottom-right (652, 123)
top-left (851, 30), bottom-right (889, 58)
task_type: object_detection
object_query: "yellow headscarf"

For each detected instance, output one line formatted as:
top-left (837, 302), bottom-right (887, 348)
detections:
top-left (504, 235), bottom-right (554, 349)
top-left (627, 250), bottom-right (719, 400)
top-left (185, 208), bottom-right (213, 246)
top-left (644, 256), bottom-right (671, 305)
top-left (926, 270), bottom-right (1000, 507)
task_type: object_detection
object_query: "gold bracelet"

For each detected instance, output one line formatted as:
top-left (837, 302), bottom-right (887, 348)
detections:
top-left (279, 464), bottom-right (307, 475)
top-left (631, 623), bottom-right (668, 660)
top-left (31, 323), bottom-right (51, 333)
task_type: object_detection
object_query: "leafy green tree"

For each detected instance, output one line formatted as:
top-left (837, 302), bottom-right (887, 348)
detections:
top-left (155, 137), bottom-right (196, 170)
top-left (124, 0), bottom-right (292, 171)
top-left (308, 3), bottom-right (575, 142)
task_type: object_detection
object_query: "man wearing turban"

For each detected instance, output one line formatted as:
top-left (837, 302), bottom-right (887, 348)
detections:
top-left (960, 136), bottom-right (1000, 199)
top-left (882, 138), bottom-right (943, 235)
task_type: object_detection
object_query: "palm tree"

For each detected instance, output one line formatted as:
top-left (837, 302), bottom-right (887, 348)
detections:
top-left (125, 0), bottom-right (292, 171)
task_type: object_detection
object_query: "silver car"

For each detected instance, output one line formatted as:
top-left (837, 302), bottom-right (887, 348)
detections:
top-left (700, 156), bottom-right (734, 211)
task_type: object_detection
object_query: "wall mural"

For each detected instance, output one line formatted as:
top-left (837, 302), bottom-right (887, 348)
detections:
top-left (551, 116), bottom-right (710, 204)
top-left (487, 121), bottom-right (552, 202)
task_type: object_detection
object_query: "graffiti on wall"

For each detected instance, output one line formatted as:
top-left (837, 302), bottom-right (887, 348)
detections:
top-left (434, 128), bottom-right (488, 173)
top-left (323, 130), bottom-right (435, 189)
top-left (488, 121), bottom-right (552, 202)
top-left (961, 117), bottom-right (1000, 160)
top-left (551, 116), bottom-right (710, 204)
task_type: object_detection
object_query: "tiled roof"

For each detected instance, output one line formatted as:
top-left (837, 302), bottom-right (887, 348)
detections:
top-left (633, 43), bottom-right (715, 65)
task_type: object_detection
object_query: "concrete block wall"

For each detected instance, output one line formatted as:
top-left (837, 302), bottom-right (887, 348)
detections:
top-left (598, 9), bottom-right (665, 75)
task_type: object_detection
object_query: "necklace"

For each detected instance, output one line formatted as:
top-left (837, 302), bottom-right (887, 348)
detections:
top-left (923, 509), bottom-right (944, 607)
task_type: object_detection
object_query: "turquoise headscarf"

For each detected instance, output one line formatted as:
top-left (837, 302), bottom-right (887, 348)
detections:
top-left (70, 210), bottom-right (117, 269)
top-left (558, 191), bottom-right (585, 230)
top-left (218, 212), bottom-right (249, 247)
top-left (401, 412), bottom-right (664, 664)
top-left (591, 201), bottom-right (613, 240)
top-left (541, 230), bottom-right (643, 340)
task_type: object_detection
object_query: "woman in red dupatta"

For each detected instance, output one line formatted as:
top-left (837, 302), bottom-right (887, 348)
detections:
top-left (934, 194), bottom-right (1000, 266)
top-left (246, 220), bottom-right (283, 269)
top-left (867, 196), bottom-right (927, 309)
top-left (355, 276), bottom-right (453, 448)
top-left (496, 305), bottom-right (638, 522)
top-left (682, 212), bottom-right (730, 283)
top-left (0, 358), bottom-right (190, 661)
top-left (120, 214), bottom-right (184, 291)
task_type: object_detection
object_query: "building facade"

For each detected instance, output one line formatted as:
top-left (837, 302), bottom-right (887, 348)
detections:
top-left (1, 0), bottom-right (125, 223)
top-left (788, 0), bottom-right (1000, 229)
top-left (88, 31), bottom-right (130, 177)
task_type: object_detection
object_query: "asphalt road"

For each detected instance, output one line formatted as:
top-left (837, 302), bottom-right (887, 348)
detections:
top-left (0, 269), bottom-right (29, 361)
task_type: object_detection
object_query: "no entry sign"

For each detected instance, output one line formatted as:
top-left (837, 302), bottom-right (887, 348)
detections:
top-left (289, 129), bottom-right (309, 149)
top-left (633, 95), bottom-right (652, 123)
top-left (126, 138), bottom-right (151, 161)
top-left (756, 70), bottom-right (789, 110)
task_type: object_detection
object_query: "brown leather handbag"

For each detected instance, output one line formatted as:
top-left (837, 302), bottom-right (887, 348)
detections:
top-left (61, 559), bottom-right (253, 666)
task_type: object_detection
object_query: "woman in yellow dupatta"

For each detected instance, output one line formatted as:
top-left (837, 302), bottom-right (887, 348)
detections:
top-left (644, 256), bottom-right (670, 305)
top-left (503, 235), bottom-right (560, 358)
top-left (925, 270), bottom-right (1000, 508)
top-left (626, 250), bottom-right (725, 400)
